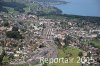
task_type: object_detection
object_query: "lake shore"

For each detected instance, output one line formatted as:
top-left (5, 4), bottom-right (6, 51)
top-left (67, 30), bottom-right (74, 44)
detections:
top-left (53, 0), bottom-right (100, 17)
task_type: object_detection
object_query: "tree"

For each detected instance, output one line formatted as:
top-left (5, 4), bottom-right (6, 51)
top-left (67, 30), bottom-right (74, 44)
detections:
top-left (96, 34), bottom-right (100, 40)
top-left (78, 52), bottom-right (83, 58)
top-left (97, 58), bottom-right (100, 63)
top-left (12, 26), bottom-right (19, 31)
top-left (6, 31), bottom-right (23, 39)
top-left (43, 63), bottom-right (48, 66)
top-left (60, 21), bottom-right (67, 29)
top-left (63, 34), bottom-right (72, 47)
top-left (3, 22), bottom-right (9, 27)
top-left (87, 52), bottom-right (91, 57)
top-left (0, 49), bottom-right (6, 64)
top-left (54, 38), bottom-right (61, 48)
top-left (43, 24), bottom-right (46, 28)
top-left (9, 54), bottom-right (14, 60)
top-left (0, 55), bottom-right (3, 64)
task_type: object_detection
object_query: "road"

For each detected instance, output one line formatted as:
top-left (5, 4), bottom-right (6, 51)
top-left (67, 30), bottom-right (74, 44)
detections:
top-left (42, 21), bottom-right (57, 58)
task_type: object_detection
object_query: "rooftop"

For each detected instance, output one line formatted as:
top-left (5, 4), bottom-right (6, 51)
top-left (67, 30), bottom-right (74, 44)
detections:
top-left (0, 46), bottom-right (2, 55)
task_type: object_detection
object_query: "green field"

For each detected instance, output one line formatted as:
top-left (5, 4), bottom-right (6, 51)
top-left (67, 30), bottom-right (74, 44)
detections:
top-left (91, 40), bottom-right (100, 47)
top-left (52, 47), bottom-right (81, 66)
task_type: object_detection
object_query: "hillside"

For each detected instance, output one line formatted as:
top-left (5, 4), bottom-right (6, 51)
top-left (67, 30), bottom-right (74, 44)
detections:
top-left (0, 0), bottom-right (62, 14)
top-left (33, 0), bottom-right (67, 5)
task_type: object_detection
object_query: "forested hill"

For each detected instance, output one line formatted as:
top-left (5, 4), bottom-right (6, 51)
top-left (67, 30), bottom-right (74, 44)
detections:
top-left (33, 0), bottom-right (67, 5)
top-left (0, 0), bottom-right (26, 12)
top-left (0, 0), bottom-right (62, 14)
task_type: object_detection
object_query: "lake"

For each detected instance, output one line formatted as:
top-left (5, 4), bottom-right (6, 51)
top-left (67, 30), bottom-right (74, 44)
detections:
top-left (54, 0), bottom-right (100, 17)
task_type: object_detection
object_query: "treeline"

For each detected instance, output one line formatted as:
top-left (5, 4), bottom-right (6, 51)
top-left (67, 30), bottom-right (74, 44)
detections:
top-left (62, 14), bottom-right (100, 25)
top-left (40, 14), bottom-right (100, 25)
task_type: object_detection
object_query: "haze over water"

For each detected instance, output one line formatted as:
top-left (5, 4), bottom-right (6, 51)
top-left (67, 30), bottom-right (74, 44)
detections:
top-left (55, 0), bottom-right (100, 17)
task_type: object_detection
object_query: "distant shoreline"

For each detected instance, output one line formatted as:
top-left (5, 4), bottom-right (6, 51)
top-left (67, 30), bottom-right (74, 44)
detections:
top-left (52, 0), bottom-right (100, 17)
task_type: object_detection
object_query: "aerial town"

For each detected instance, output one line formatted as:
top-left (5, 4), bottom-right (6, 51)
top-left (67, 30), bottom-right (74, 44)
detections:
top-left (0, 12), bottom-right (100, 66)
top-left (0, 0), bottom-right (100, 66)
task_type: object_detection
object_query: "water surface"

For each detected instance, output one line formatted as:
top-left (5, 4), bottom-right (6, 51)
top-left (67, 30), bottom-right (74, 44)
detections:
top-left (54, 0), bottom-right (100, 17)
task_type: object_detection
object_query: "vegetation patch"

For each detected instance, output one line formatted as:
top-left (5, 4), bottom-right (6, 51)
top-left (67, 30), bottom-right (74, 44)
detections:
top-left (52, 47), bottom-right (81, 66)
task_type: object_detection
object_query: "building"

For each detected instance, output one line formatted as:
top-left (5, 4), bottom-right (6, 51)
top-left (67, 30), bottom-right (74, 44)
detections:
top-left (0, 46), bottom-right (2, 55)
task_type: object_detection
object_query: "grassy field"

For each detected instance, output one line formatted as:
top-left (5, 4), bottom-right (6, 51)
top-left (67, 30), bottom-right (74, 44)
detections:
top-left (91, 40), bottom-right (100, 47)
top-left (52, 47), bottom-right (81, 66)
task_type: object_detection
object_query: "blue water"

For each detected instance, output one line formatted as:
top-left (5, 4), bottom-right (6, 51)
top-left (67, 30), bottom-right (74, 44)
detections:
top-left (54, 0), bottom-right (100, 17)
